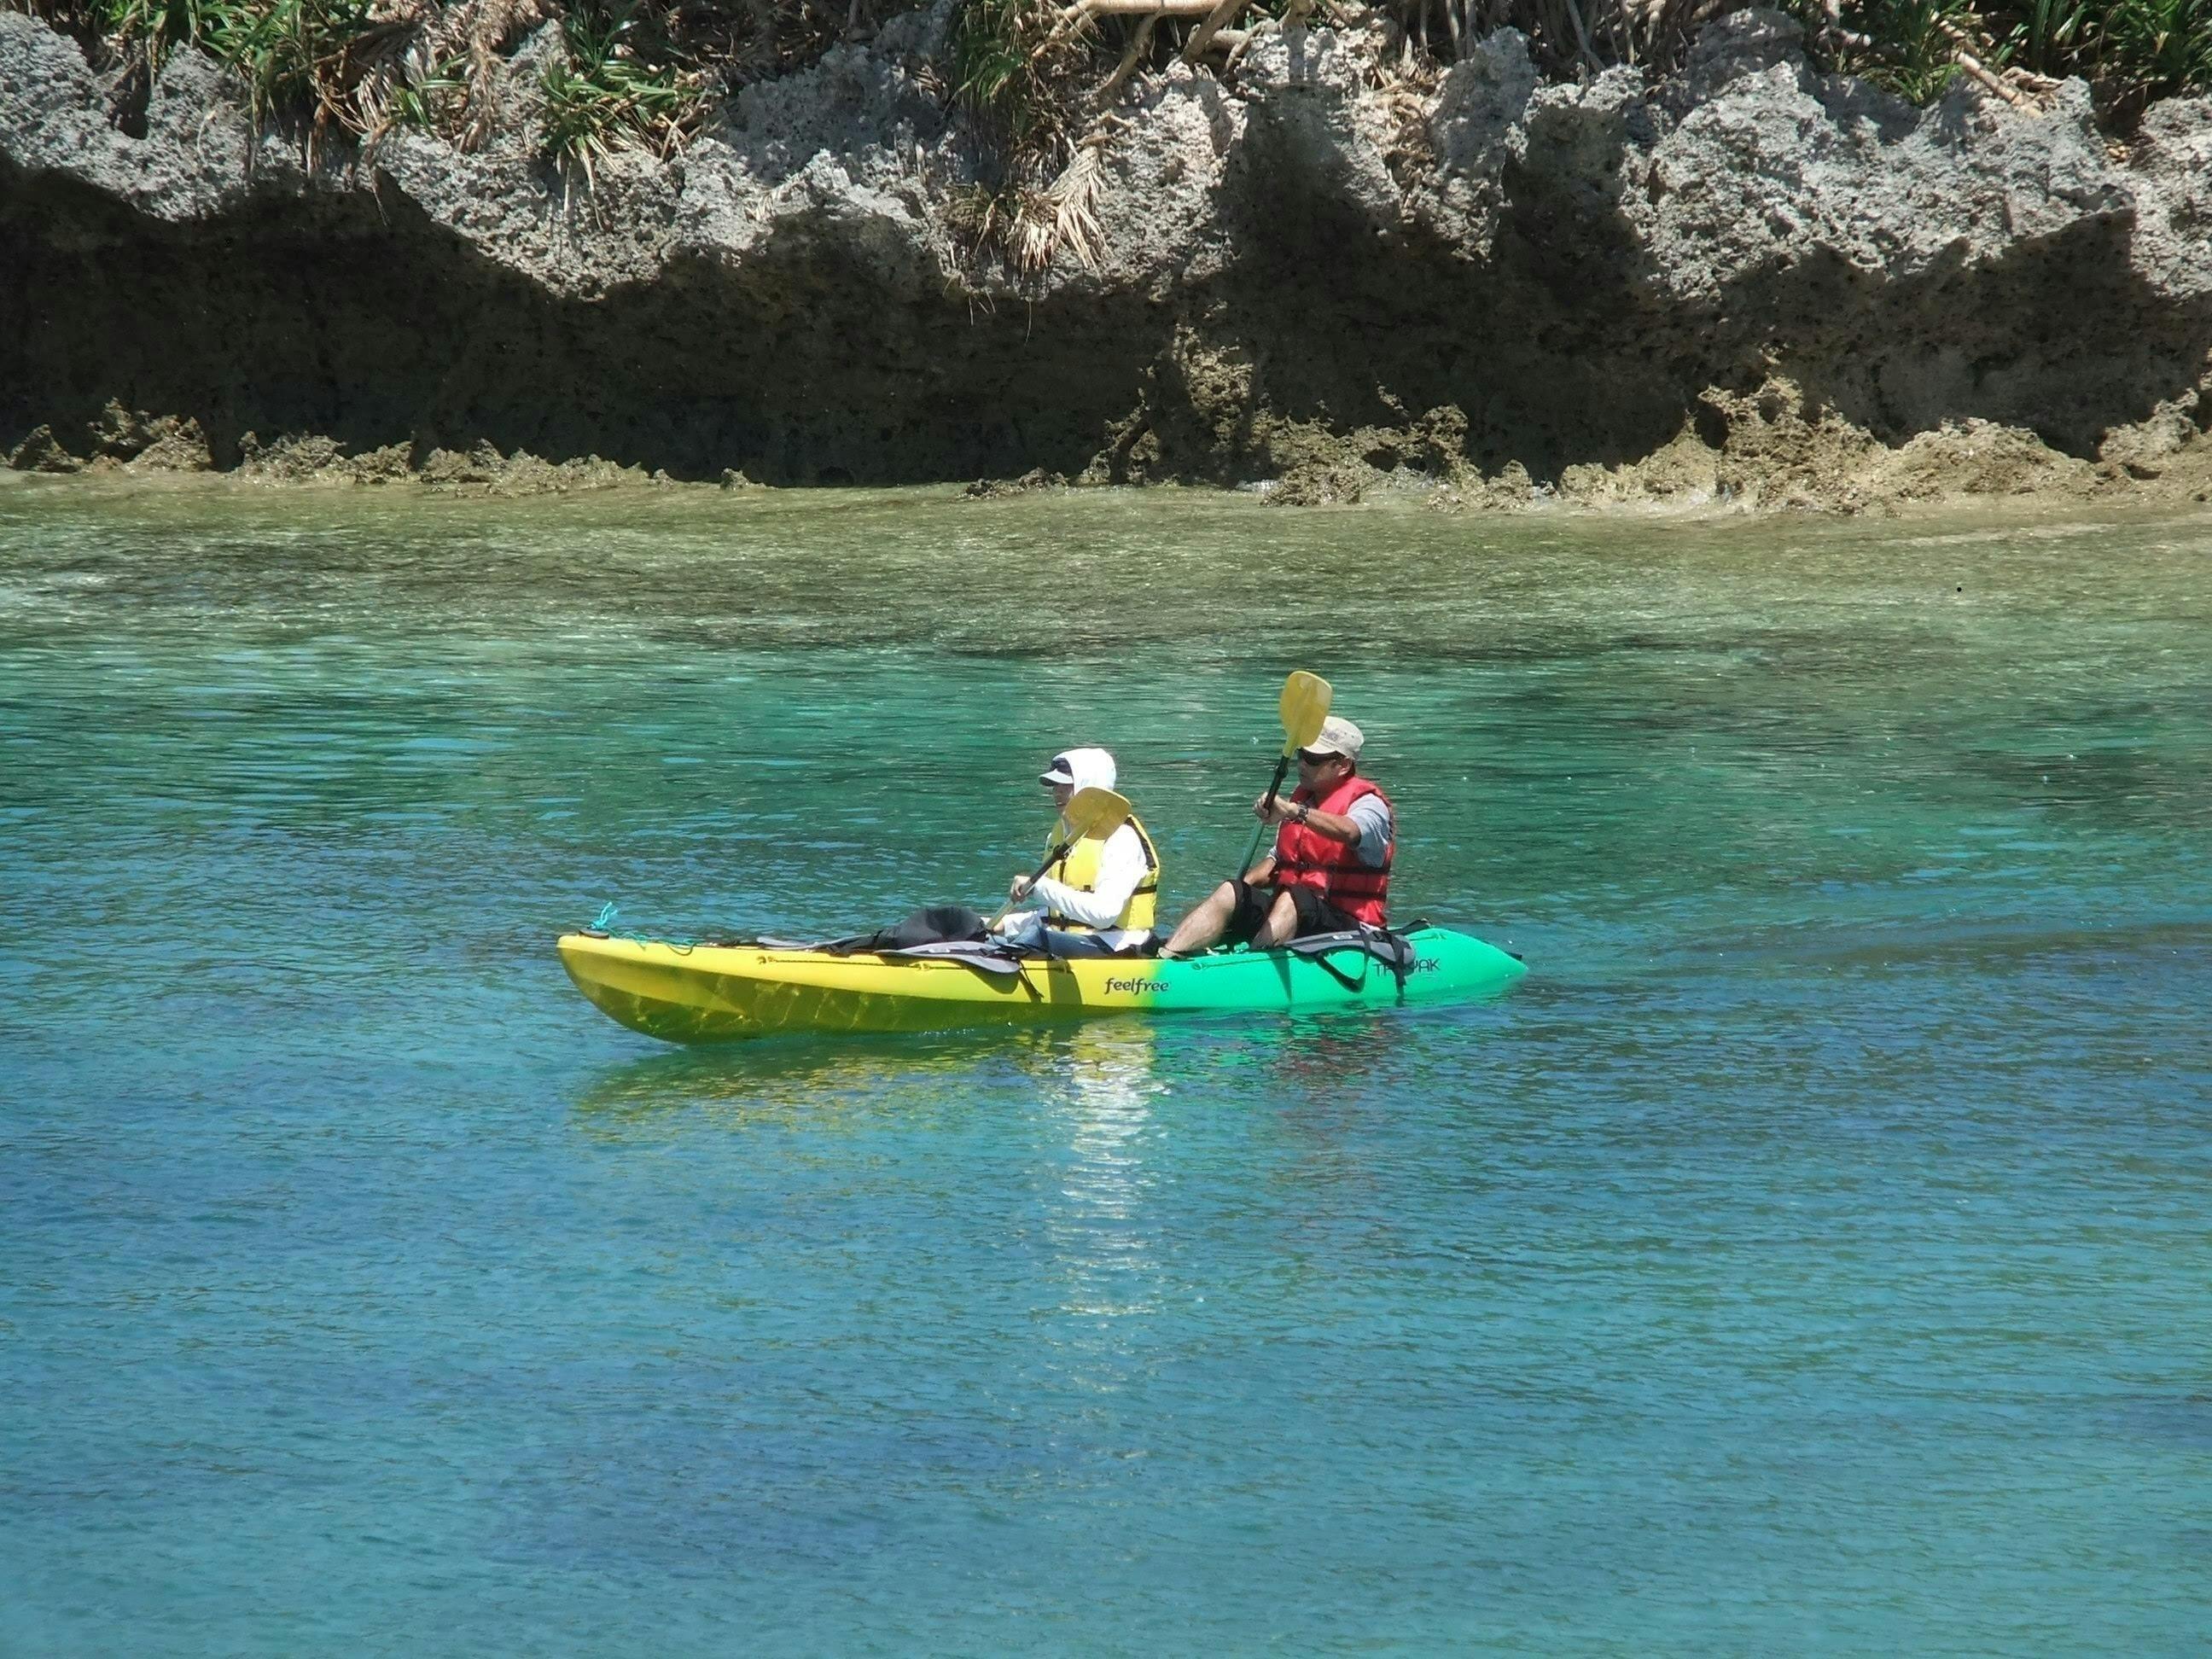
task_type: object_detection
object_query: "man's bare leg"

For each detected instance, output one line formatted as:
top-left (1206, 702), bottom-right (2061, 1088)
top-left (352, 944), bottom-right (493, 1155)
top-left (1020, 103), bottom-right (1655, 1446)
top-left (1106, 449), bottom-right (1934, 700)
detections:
top-left (1251, 889), bottom-right (1301, 950)
top-left (1161, 881), bottom-right (1239, 957)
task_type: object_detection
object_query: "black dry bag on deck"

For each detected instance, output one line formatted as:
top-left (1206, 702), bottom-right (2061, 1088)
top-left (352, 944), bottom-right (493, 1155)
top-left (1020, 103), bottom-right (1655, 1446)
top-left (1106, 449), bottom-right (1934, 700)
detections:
top-left (883, 905), bottom-right (990, 949)
top-left (818, 904), bottom-right (992, 954)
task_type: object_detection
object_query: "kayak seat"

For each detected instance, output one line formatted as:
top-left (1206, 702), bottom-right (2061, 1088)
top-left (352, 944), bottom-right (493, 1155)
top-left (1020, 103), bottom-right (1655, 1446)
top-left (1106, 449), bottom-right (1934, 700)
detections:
top-left (1285, 927), bottom-right (1416, 970)
top-left (1284, 924), bottom-right (1423, 992)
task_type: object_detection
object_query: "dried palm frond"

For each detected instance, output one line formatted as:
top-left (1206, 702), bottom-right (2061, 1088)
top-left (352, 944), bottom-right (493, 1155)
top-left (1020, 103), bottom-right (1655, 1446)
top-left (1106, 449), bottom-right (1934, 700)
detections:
top-left (1008, 137), bottom-right (1104, 271)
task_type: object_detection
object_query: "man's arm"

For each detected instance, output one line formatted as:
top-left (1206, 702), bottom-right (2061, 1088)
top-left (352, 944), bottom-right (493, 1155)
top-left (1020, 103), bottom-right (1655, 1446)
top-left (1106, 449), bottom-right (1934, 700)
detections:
top-left (1258, 795), bottom-right (1362, 845)
top-left (1346, 795), bottom-right (1393, 867)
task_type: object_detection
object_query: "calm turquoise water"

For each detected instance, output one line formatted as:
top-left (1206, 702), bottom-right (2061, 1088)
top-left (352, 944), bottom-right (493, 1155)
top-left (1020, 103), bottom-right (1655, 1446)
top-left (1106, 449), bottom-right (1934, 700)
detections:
top-left (3, 480), bottom-right (2209, 1653)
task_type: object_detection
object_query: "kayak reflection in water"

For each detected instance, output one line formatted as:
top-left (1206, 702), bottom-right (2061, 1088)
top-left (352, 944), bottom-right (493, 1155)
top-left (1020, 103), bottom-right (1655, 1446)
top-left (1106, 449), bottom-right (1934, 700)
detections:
top-left (1159, 715), bottom-right (1394, 958)
top-left (995, 747), bottom-right (1163, 958)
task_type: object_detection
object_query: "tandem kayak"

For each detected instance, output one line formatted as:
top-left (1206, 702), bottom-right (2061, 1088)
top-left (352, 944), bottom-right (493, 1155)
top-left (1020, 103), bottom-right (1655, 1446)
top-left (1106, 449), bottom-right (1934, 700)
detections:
top-left (556, 925), bottom-right (1526, 1044)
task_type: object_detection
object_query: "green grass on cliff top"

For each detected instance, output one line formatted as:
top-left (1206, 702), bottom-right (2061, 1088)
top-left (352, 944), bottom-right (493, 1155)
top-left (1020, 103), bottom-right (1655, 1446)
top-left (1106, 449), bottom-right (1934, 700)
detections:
top-left (9, 0), bottom-right (2209, 203)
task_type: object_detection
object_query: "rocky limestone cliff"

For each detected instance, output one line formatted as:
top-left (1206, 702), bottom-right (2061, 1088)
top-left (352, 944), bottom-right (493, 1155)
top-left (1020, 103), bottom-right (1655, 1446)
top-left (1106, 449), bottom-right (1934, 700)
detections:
top-left (6, 3), bottom-right (2212, 504)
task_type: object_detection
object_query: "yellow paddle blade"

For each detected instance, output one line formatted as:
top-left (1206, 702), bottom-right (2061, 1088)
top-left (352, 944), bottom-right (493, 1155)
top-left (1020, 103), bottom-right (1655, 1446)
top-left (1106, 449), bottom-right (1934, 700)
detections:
top-left (1278, 670), bottom-right (1332, 755)
top-left (1059, 785), bottom-right (1132, 842)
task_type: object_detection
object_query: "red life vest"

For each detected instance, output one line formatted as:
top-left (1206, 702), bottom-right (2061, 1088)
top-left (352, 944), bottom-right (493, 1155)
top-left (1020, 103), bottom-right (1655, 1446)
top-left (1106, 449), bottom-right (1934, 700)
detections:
top-left (1272, 775), bottom-right (1393, 925)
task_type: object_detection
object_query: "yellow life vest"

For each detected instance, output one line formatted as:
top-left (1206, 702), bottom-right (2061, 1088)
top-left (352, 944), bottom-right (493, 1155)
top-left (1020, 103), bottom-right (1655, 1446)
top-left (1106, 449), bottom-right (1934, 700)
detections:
top-left (1044, 812), bottom-right (1160, 931)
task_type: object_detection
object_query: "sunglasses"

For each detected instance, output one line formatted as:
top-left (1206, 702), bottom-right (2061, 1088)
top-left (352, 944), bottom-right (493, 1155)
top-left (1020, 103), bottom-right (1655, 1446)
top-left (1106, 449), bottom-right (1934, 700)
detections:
top-left (1295, 749), bottom-right (1342, 765)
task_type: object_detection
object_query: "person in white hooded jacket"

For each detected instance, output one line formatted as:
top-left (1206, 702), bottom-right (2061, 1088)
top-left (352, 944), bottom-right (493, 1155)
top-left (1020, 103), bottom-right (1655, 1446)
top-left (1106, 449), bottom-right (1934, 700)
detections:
top-left (996, 747), bottom-right (1161, 956)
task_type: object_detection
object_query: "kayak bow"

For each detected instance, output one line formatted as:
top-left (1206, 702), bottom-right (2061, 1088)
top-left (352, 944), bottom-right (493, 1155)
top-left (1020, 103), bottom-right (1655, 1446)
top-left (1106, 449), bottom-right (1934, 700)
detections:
top-left (556, 926), bottom-right (1525, 1044)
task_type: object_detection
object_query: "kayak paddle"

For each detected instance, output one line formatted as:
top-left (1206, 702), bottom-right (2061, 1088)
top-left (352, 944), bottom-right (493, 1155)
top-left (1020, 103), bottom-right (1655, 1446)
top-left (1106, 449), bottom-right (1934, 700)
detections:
top-left (1237, 670), bottom-right (1332, 875)
top-left (990, 785), bottom-right (1133, 928)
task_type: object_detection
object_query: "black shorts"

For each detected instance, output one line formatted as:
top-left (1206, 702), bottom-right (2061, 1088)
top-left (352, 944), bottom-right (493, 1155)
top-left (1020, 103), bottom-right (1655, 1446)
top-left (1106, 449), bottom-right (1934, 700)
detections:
top-left (1224, 880), bottom-right (1358, 944)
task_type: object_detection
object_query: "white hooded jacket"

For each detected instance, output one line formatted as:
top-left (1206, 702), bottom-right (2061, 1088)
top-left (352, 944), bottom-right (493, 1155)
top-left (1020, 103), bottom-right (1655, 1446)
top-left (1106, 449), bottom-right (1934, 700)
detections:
top-left (999, 746), bottom-right (1153, 944)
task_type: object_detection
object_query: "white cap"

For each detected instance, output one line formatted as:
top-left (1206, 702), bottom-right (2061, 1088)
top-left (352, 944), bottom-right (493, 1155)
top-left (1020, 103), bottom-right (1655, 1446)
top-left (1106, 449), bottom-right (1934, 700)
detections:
top-left (1039, 747), bottom-right (1117, 790)
top-left (1305, 716), bottom-right (1364, 760)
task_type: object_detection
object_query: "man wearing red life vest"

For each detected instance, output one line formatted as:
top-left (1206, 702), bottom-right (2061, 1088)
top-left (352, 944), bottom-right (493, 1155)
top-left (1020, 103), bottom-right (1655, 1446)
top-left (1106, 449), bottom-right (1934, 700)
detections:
top-left (1159, 715), bottom-right (1394, 957)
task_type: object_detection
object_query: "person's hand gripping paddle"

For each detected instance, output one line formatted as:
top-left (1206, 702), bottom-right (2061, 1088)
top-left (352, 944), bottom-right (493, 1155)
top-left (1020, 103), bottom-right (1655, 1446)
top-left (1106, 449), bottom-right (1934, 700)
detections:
top-left (1237, 671), bottom-right (1332, 876)
top-left (990, 786), bottom-right (1133, 929)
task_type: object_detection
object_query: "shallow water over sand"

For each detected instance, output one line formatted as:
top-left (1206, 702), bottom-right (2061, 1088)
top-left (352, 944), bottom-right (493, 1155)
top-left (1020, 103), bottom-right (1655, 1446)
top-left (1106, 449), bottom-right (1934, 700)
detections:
top-left (3, 480), bottom-right (2209, 1651)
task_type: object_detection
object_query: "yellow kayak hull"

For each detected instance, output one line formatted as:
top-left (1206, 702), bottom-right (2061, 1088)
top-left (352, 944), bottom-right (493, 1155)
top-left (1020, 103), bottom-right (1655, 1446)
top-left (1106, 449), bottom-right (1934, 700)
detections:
top-left (558, 933), bottom-right (1162, 1042)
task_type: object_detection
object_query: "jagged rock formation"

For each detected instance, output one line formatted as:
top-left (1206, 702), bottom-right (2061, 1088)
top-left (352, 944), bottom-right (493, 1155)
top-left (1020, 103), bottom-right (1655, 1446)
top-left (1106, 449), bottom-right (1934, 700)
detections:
top-left (5, 3), bottom-right (2212, 502)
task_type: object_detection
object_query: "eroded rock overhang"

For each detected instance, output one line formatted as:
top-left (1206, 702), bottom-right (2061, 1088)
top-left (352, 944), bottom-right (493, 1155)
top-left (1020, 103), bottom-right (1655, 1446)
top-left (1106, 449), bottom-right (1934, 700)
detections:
top-left (4, 5), bottom-right (2211, 486)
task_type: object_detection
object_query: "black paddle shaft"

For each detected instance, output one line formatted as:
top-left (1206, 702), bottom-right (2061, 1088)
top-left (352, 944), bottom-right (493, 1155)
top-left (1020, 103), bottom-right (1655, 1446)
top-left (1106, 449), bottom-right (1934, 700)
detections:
top-left (991, 835), bottom-right (1077, 928)
top-left (1024, 837), bottom-right (1076, 888)
top-left (1235, 754), bottom-right (1296, 879)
